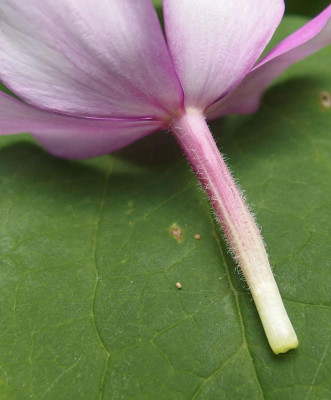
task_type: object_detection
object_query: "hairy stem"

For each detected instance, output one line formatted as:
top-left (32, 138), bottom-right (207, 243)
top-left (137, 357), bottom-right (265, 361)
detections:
top-left (171, 109), bottom-right (298, 354)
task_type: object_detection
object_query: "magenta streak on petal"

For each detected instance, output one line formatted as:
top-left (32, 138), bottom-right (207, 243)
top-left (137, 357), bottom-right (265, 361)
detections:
top-left (0, 92), bottom-right (163, 159)
top-left (171, 111), bottom-right (298, 353)
top-left (207, 5), bottom-right (331, 120)
top-left (254, 5), bottom-right (331, 68)
top-left (0, 86), bottom-right (160, 122)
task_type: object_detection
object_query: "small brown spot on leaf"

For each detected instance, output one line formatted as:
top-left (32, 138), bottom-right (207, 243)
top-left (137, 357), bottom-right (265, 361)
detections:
top-left (320, 91), bottom-right (331, 108)
top-left (169, 223), bottom-right (183, 243)
top-left (195, 234), bottom-right (201, 240)
top-left (176, 282), bottom-right (182, 289)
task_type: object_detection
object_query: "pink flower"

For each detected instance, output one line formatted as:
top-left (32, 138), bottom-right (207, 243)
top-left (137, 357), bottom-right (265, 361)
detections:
top-left (0, 0), bottom-right (330, 353)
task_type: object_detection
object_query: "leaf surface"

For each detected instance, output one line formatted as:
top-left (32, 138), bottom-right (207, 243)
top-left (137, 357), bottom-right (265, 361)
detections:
top-left (0, 16), bottom-right (330, 400)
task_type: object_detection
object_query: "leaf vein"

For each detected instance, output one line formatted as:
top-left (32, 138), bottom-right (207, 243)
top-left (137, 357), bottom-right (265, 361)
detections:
top-left (90, 159), bottom-right (114, 398)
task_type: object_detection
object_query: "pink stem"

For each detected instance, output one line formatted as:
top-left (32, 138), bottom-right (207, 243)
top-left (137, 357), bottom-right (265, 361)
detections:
top-left (171, 110), bottom-right (298, 354)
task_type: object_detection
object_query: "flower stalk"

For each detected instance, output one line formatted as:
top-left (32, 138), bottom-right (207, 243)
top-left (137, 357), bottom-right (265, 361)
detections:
top-left (171, 110), bottom-right (298, 354)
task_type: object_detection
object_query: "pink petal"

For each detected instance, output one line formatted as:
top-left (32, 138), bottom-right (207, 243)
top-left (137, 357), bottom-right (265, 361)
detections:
top-left (207, 5), bottom-right (331, 119)
top-left (163, 0), bottom-right (284, 111)
top-left (0, 0), bottom-right (183, 119)
top-left (0, 92), bottom-right (162, 159)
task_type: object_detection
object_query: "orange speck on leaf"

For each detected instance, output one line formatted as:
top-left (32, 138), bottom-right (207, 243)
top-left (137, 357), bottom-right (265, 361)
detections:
top-left (320, 91), bottom-right (331, 108)
top-left (169, 223), bottom-right (183, 243)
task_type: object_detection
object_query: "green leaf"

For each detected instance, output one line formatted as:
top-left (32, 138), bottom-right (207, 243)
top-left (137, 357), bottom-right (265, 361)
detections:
top-left (0, 16), bottom-right (331, 400)
top-left (284, 0), bottom-right (330, 17)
